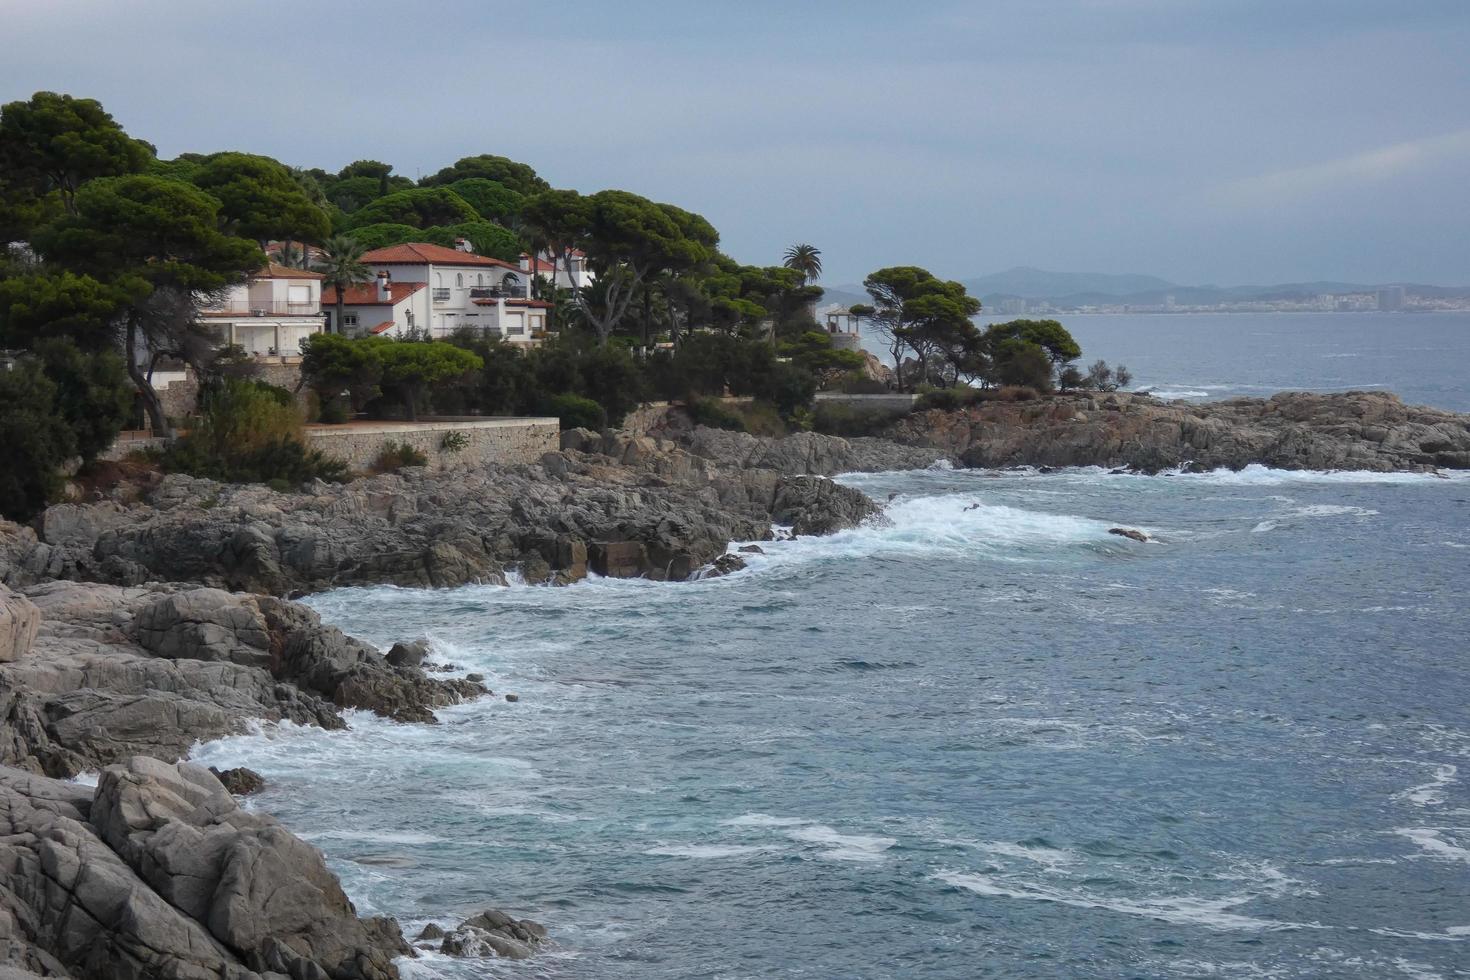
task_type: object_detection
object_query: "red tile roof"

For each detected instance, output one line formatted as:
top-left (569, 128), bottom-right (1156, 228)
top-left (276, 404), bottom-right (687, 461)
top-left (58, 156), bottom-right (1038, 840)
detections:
top-left (362, 242), bottom-right (520, 269)
top-left (321, 281), bottom-right (426, 306)
top-left (255, 262), bottom-right (324, 280)
top-left (368, 321), bottom-right (396, 335)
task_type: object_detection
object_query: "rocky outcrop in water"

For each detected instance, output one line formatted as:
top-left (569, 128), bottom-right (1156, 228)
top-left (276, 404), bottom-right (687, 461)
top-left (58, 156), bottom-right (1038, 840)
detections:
top-left (0, 437), bottom-right (880, 596)
top-left (882, 391), bottom-right (1470, 473)
top-left (0, 580), bottom-right (482, 779)
top-left (0, 758), bottom-right (410, 979)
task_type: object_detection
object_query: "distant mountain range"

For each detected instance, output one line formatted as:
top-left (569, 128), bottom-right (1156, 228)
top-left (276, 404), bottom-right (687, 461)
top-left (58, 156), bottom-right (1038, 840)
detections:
top-left (820, 266), bottom-right (1470, 310)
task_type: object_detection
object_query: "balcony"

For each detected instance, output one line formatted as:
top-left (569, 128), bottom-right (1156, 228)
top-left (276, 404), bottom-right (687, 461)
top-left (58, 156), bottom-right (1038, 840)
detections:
top-left (199, 301), bottom-right (321, 316)
top-left (468, 285), bottom-right (529, 300)
top-left (432, 288), bottom-right (452, 303)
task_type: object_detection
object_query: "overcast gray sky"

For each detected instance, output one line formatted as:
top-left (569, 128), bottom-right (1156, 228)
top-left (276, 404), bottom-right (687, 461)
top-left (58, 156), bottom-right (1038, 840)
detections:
top-left (4, 0), bottom-right (1468, 286)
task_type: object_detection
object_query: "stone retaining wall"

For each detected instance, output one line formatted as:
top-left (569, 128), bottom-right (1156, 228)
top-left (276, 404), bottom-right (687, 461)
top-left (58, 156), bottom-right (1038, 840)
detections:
top-left (303, 417), bottom-right (559, 473)
top-left (814, 392), bottom-right (920, 412)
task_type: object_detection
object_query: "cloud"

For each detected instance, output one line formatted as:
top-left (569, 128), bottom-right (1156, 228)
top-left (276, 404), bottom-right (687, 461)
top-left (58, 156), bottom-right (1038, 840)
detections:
top-left (1212, 129), bottom-right (1470, 209)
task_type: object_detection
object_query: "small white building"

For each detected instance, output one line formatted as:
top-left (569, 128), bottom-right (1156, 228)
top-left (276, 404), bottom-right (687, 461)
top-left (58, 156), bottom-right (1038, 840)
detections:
top-left (519, 249), bottom-right (595, 293)
top-left (197, 263), bottom-right (326, 356)
top-left (321, 277), bottom-right (429, 338)
top-left (351, 242), bottom-right (552, 343)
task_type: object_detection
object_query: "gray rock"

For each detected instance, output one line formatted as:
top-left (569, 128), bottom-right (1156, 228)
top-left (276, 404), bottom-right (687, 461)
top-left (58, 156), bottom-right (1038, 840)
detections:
top-left (0, 587), bottom-right (39, 664)
top-left (385, 640), bottom-right (428, 668)
top-left (440, 908), bottom-right (546, 961)
top-left (1108, 527), bottom-right (1150, 543)
top-left (210, 766), bottom-right (265, 795)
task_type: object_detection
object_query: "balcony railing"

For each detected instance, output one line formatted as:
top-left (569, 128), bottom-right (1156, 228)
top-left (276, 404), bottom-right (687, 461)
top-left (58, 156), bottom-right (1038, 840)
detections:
top-left (468, 286), bottom-right (529, 300)
top-left (432, 288), bottom-right (452, 303)
top-left (199, 301), bottom-right (321, 316)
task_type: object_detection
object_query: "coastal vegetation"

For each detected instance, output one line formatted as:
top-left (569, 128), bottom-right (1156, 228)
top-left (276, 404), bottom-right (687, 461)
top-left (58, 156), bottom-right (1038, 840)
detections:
top-left (0, 88), bottom-right (1123, 519)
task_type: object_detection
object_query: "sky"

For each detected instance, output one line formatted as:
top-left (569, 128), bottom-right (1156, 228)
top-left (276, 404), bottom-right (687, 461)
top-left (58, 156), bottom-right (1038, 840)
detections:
top-left (3, 0), bottom-right (1468, 287)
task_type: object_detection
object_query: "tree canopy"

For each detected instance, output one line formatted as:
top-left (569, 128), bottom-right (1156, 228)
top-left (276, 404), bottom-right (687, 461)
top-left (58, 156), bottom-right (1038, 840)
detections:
top-left (344, 187), bottom-right (480, 230)
top-left (191, 152), bottom-right (331, 244)
top-left (420, 154), bottom-right (549, 196)
top-left (445, 178), bottom-right (525, 224)
top-left (0, 91), bottom-right (153, 218)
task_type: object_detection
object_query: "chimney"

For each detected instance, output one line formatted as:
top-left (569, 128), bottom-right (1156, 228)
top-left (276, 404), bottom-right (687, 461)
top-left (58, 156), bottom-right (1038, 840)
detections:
top-left (376, 270), bottom-right (391, 302)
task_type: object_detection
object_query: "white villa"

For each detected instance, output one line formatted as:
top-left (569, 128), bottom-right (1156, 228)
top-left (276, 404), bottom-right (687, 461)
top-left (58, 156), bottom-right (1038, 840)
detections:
top-left (324, 241), bottom-right (552, 343)
top-left (197, 263), bottom-right (326, 356)
top-left (519, 249), bottom-right (595, 293)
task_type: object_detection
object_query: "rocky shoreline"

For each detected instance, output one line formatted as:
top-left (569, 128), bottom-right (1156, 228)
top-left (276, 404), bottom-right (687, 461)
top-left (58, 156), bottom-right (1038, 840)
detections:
top-left (0, 389), bottom-right (1465, 978)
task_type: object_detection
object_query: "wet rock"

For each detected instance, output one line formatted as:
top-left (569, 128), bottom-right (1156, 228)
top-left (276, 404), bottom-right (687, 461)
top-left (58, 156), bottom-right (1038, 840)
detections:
top-left (702, 554), bottom-right (747, 578)
top-left (504, 693), bottom-right (519, 703)
top-left (771, 476), bottom-right (882, 536)
top-left (465, 673), bottom-right (484, 683)
top-left (209, 765), bottom-right (265, 795)
top-left (1108, 527), bottom-right (1150, 543)
top-left (415, 923), bottom-right (445, 942)
top-left (385, 639), bottom-right (429, 668)
top-left (440, 908), bottom-right (547, 961)
top-left (737, 544), bottom-right (765, 555)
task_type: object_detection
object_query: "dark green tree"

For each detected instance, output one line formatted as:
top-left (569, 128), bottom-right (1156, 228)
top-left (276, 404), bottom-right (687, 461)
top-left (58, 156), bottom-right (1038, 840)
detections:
top-left (344, 187), bottom-right (479, 230)
top-left (373, 339), bottom-right (483, 420)
top-left (32, 337), bottom-right (133, 460)
top-left (0, 270), bottom-right (139, 350)
top-left (0, 91), bottom-right (152, 219)
top-left (314, 235), bottom-right (373, 334)
top-left (852, 267), bottom-right (981, 388)
top-left (421, 154), bottom-right (550, 196)
top-left (445, 178), bottom-right (525, 225)
top-left (782, 243), bottom-right (822, 284)
top-left (191, 152), bottom-right (331, 245)
top-left (35, 174), bottom-right (263, 435)
top-left (0, 360), bottom-right (75, 521)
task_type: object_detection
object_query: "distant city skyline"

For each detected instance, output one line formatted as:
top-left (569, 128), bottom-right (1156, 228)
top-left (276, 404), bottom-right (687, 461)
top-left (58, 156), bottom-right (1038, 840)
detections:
top-left (4, 0), bottom-right (1468, 286)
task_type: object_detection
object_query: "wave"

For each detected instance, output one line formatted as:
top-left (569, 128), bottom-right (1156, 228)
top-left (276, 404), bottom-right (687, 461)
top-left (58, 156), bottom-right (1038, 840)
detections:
top-left (934, 870), bottom-right (1314, 931)
top-left (785, 825), bottom-right (896, 862)
top-left (1396, 828), bottom-right (1470, 864)
top-left (643, 844), bottom-right (770, 859)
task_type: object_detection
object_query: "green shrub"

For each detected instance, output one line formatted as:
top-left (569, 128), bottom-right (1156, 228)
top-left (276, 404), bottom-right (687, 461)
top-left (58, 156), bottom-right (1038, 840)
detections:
top-left (811, 402), bottom-right (907, 436)
top-left (158, 379), bottom-right (347, 487)
top-left (0, 361), bottom-right (75, 521)
top-left (372, 440), bottom-right (429, 472)
top-left (440, 430), bottom-right (470, 453)
top-left (841, 377), bottom-right (889, 395)
top-left (545, 393), bottom-right (607, 431)
top-left (318, 398), bottom-right (351, 424)
top-left (687, 397), bottom-right (747, 432)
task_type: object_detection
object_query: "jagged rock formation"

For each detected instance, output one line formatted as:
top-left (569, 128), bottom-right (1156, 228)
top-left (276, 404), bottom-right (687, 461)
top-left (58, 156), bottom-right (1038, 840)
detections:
top-left (0, 581), bottom-right (482, 779)
top-left (882, 391), bottom-right (1470, 473)
top-left (0, 440), bottom-right (880, 596)
top-left (0, 758), bottom-right (409, 979)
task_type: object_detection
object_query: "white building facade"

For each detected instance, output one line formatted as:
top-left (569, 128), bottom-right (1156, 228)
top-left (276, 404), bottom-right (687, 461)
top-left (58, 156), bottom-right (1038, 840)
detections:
top-left (350, 242), bottom-right (552, 343)
top-left (197, 263), bottom-right (326, 356)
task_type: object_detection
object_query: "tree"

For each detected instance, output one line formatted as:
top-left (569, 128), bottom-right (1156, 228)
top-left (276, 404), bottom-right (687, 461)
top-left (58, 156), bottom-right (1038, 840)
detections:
top-left (32, 337), bottom-right (133, 460)
top-left (314, 235), bottom-right (373, 335)
top-left (374, 339), bottom-right (483, 420)
top-left (344, 187), bottom-right (479, 230)
top-left (343, 222), bottom-right (421, 251)
top-left (519, 189), bottom-right (591, 332)
top-left (782, 243), bottom-right (822, 284)
top-left (0, 270), bottom-right (138, 350)
top-left (445, 178), bottom-right (525, 224)
top-left (325, 174), bottom-right (412, 213)
top-left (418, 221), bottom-right (523, 262)
top-left (853, 266), bottom-right (981, 388)
top-left (191, 152), bottom-right (330, 245)
top-left (35, 173), bottom-right (263, 436)
top-left (981, 319), bottom-right (1081, 366)
top-left (779, 331), bottom-right (866, 388)
top-left (992, 338), bottom-right (1054, 392)
top-left (574, 191), bottom-right (718, 345)
top-left (420, 154), bottom-right (550, 196)
top-left (300, 332), bottom-right (383, 413)
top-left (0, 92), bottom-right (152, 218)
top-left (337, 159), bottom-right (395, 181)
top-left (0, 360), bottom-right (75, 521)
top-left (1082, 359), bottom-right (1133, 391)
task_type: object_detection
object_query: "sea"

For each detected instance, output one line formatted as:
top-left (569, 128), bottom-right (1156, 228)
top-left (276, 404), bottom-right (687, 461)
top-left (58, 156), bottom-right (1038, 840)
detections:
top-left (192, 313), bottom-right (1470, 979)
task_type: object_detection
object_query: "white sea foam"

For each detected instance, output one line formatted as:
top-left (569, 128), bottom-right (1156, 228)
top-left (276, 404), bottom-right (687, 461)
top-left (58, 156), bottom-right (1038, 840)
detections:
top-left (643, 844), bottom-right (770, 858)
top-left (971, 839), bottom-right (1077, 869)
top-left (1395, 828), bottom-right (1470, 863)
top-left (786, 825), bottom-right (896, 862)
top-left (1150, 389), bottom-right (1211, 399)
top-left (720, 813), bottom-right (810, 828)
top-left (1291, 504), bottom-right (1379, 518)
top-left (934, 870), bottom-right (1309, 931)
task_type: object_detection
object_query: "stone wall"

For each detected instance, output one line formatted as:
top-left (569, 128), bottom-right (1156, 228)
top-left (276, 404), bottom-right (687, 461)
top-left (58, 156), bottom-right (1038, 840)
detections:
top-left (814, 392), bottom-right (919, 412)
top-left (303, 418), bottom-right (559, 474)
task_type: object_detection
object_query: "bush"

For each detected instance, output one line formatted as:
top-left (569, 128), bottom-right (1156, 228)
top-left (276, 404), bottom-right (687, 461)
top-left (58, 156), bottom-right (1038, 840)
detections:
top-left (993, 339), bottom-right (1055, 393)
top-left (372, 440), bottom-right (429, 473)
top-left (686, 397), bottom-right (747, 432)
top-left (841, 377), bottom-right (889, 395)
top-left (158, 379), bottom-right (347, 487)
top-left (440, 430), bottom-right (470, 454)
top-left (318, 399), bottom-right (351, 424)
top-left (811, 402), bottom-right (907, 436)
top-left (545, 393), bottom-right (606, 431)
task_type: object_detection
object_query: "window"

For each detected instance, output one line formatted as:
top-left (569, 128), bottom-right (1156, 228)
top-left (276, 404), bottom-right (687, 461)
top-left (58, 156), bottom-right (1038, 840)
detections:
top-left (287, 284), bottom-right (311, 305)
top-left (507, 325), bottom-right (525, 336)
top-left (435, 273), bottom-right (443, 287)
top-left (342, 313), bottom-right (358, 327)
top-left (477, 273), bottom-right (484, 287)
top-left (432, 288), bottom-right (451, 302)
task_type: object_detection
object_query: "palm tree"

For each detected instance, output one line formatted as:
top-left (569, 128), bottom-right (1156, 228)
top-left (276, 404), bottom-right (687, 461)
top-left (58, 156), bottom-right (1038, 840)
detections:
top-left (783, 243), bottom-right (822, 284)
top-left (274, 242), bottom-right (307, 269)
top-left (314, 235), bottom-right (372, 335)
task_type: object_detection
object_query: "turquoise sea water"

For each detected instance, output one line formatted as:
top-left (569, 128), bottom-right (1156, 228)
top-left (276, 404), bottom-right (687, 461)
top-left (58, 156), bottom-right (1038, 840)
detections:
top-left (192, 315), bottom-right (1470, 978)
